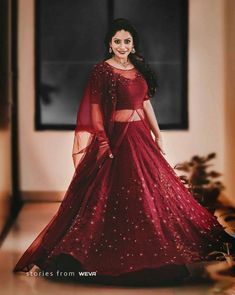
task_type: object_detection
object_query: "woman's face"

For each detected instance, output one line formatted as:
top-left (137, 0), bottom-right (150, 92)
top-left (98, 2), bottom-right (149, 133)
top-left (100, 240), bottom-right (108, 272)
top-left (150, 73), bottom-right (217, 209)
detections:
top-left (109, 30), bottom-right (134, 59)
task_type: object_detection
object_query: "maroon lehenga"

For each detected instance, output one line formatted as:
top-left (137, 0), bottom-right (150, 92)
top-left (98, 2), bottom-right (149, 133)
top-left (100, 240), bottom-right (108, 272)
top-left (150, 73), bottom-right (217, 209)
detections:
top-left (13, 61), bottom-right (233, 285)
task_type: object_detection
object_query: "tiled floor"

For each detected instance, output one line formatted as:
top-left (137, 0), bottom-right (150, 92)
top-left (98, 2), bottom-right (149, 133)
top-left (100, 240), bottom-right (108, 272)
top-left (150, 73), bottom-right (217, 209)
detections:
top-left (1, 202), bottom-right (235, 295)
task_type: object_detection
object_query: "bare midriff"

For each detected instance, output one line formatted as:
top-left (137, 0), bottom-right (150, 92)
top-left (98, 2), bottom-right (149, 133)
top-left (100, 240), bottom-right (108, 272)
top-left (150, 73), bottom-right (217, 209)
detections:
top-left (112, 108), bottom-right (145, 122)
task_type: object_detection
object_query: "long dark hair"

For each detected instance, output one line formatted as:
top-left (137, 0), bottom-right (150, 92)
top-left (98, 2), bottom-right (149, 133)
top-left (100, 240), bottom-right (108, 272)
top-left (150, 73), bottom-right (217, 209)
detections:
top-left (104, 18), bottom-right (158, 97)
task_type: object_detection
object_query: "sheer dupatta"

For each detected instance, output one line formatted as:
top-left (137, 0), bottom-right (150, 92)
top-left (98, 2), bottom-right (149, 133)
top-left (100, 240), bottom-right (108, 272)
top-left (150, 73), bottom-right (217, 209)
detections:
top-left (72, 63), bottom-right (115, 174)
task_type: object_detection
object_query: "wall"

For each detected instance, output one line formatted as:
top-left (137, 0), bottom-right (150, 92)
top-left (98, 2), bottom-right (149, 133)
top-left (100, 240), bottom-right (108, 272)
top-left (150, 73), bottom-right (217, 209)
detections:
top-left (0, 0), bottom-right (12, 235)
top-left (18, 0), bottom-right (233, 202)
top-left (224, 0), bottom-right (235, 204)
top-left (18, 0), bottom-right (73, 200)
top-left (0, 131), bottom-right (11, 233)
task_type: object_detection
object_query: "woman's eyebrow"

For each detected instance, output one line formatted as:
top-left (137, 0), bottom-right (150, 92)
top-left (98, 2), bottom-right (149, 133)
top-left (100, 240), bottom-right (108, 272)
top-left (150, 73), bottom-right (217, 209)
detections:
top-left (113, 37), bottom-right (132, 40)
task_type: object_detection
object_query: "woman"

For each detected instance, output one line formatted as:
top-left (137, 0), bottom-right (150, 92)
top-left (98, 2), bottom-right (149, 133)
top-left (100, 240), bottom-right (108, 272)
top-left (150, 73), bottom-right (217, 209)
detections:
top-left (13, 18), bottom-right (233, 285)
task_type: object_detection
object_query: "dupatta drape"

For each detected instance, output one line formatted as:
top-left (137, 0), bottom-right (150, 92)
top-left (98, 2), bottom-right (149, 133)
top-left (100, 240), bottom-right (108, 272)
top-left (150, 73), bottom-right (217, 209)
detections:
top-left (72, 63), bottom-right (114, 173)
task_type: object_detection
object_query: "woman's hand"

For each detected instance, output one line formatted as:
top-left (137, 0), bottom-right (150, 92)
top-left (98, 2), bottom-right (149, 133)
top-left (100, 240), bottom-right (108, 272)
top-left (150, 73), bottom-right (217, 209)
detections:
top-left (97, 146), bottom-right (114, 160)
top-left (109, 152), bottom-right (114, 158)
top-left (155, 137), bottom-right (166, 155)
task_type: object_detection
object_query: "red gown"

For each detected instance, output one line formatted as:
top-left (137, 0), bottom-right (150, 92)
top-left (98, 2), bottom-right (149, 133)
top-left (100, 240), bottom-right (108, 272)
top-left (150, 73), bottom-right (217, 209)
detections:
top-left (13, 61), bottom-right (232, 285)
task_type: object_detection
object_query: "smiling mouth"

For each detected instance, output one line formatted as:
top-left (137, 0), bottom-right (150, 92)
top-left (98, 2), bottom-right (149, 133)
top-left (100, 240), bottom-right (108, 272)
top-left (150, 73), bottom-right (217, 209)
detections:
top-left (117, 50), bottom-right (128, 54)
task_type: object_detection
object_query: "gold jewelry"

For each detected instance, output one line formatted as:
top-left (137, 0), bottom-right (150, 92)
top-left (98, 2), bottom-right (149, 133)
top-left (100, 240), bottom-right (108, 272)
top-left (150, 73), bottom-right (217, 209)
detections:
top-left (112, 56), bottom-right (130, 68)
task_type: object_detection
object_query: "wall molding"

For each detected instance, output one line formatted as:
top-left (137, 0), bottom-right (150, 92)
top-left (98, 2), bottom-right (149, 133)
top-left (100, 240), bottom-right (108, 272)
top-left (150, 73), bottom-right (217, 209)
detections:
top-left (21, 191), bottom-right (64, 202)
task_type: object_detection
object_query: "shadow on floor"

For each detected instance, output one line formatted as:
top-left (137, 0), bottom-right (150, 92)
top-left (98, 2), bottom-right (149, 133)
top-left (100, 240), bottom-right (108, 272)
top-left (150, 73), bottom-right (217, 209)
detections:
top-left (40, 254), bottom-right (214, 287)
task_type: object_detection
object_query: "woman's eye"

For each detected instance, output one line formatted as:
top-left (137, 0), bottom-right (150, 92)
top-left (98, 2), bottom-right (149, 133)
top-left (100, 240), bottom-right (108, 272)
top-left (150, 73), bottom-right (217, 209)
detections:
top-left (113, 40), bottom-right (131, 44)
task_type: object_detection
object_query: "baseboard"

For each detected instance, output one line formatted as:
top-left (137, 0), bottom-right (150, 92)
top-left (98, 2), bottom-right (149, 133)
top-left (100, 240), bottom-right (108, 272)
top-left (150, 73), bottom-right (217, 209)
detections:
top-left (21, 191), bottom-right (65, 202)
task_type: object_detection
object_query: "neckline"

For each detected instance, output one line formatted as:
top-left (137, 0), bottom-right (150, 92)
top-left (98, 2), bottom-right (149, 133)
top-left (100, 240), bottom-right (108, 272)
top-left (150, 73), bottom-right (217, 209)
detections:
top-left (103, 60), bottom-right (135, 71)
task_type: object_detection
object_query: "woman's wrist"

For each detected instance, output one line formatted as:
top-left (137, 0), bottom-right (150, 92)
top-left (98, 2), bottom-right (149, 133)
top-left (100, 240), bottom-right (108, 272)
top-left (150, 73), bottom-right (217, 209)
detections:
top-left (155, 134), bottom-right (163, 141)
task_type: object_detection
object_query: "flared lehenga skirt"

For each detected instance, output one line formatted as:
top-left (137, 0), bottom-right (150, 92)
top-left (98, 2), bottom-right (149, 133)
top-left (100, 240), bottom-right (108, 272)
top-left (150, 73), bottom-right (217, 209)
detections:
top-left (13, 119), bottom-right (230, 284)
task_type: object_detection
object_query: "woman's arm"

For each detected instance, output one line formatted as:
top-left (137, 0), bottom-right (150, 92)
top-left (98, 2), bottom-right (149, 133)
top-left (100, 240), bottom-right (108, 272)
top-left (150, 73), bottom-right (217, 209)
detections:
top-left (143, 99), bottom-right (162, 139)
top-left (143, 99), bottom-right (166, 155)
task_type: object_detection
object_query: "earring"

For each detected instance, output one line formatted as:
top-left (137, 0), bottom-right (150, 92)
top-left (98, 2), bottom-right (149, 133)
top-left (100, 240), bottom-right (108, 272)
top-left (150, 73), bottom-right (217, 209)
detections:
top-left (109, 47), bottom-right (112, 53)
top-left (131, 47), bottom-right (136, 54)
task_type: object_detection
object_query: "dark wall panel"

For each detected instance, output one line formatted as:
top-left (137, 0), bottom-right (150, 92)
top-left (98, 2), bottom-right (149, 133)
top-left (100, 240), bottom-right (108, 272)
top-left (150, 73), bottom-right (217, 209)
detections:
top-left (35, 0), bottom-right (188, 130)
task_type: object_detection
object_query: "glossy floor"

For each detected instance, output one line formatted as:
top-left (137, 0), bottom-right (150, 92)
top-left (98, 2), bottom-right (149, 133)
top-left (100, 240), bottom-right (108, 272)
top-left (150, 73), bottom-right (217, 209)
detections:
top-left (1, 202), bottom-right (235, 295)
